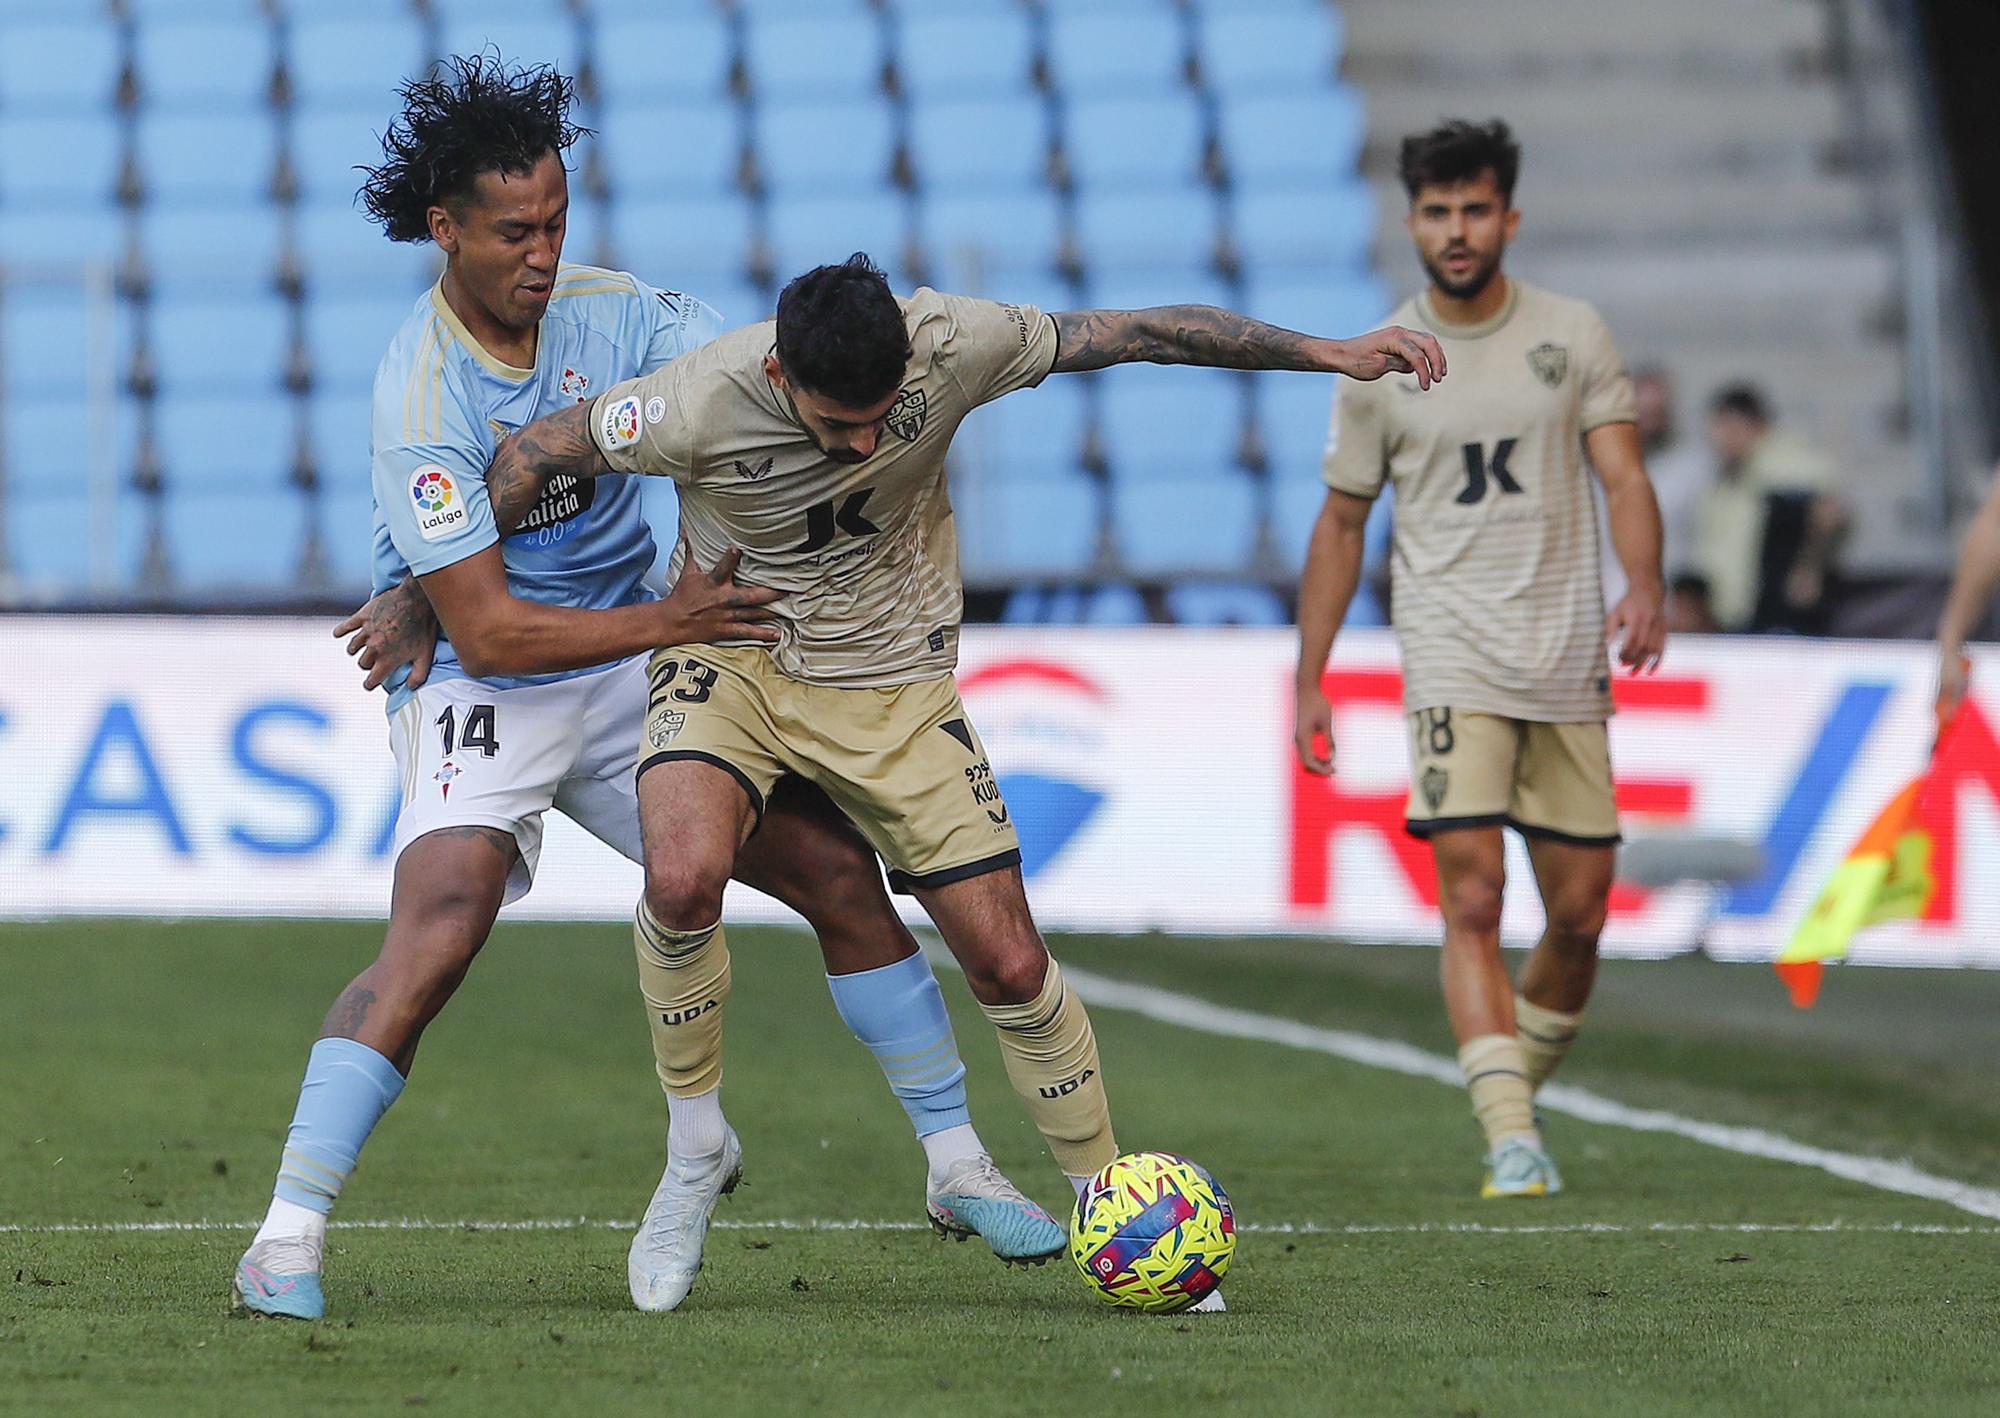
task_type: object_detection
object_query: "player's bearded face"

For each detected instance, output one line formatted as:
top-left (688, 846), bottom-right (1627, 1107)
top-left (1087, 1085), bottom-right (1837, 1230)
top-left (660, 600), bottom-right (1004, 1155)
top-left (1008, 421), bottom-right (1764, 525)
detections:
top-left (1407, 173), bottom-right (1515, 301)
top-left (769, 360), bottom-right (900, 464)
top-left (441, 153), bottom-right (568, 332)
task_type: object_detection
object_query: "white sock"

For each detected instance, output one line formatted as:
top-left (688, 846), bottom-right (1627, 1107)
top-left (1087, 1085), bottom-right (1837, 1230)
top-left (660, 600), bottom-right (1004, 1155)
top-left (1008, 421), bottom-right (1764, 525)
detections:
top-left (919, 1122), bottom-right (985, 1184)
top-left (1067, 1173), bottom-right (1092, 1201)
top-left (248, 1196), bottom-right (327, 1269)
top-left (666, 1086), bottom-right (728, 1160)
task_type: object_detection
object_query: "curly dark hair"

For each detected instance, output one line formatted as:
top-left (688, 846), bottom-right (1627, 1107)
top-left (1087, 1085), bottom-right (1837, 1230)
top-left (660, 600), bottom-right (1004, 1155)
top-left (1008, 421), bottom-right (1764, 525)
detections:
top-left (774, 253), bottom-right (911, 408)
top-left (360, 53), bottom-right (588, 243)
top-left (1398, 118), bottom-right (1521, 204)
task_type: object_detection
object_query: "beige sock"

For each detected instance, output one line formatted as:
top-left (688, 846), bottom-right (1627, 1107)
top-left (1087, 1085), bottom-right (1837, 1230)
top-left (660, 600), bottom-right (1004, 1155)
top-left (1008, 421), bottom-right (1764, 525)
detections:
top-left (1458, 1034), bottom-right (1538, 1151)
top-left (633, 901), bottom-right (731, 1098)
top-left (1515, 995), bottom-right (1582, 1090)
top-left (979, 957), bottom-right (1116, 1177)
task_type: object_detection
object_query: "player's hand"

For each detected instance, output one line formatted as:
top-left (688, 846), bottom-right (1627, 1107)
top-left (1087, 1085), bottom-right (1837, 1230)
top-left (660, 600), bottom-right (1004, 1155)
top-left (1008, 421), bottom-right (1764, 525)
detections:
top-left (1936, 647), bottom-right (1972, 731)
top-left (335, 577), bottom-right (438, 692)
top-left (1294, 683), bottom-right (1336, 776)
top-left (662, 542), bottom-right (784, 646)
top-left (1604, 583), bottom-right (1667, 674)
top-left (1327, 327), bottom-right (1447, 390)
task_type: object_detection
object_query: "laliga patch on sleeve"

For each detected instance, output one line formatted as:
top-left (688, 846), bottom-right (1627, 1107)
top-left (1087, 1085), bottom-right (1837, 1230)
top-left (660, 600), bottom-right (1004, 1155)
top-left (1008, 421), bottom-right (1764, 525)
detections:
top-left (409, 464), bottom-right (468, 542)
top-left (600, 395), bottom-right (644, 451)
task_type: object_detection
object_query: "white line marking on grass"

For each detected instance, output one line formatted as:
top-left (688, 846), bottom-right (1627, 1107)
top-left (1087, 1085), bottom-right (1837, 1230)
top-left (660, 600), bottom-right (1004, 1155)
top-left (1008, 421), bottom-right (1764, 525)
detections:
top-left (3, 1219), bottom-right (1996, 1237)
top-left (1058, 964), bottom-right (2000, 1222)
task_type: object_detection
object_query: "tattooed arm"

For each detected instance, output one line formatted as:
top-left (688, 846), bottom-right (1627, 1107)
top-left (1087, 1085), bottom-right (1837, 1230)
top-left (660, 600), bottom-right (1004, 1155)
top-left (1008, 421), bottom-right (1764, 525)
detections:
top-left (483, 400), bottom-right (611, 537)
top-left (1048, 307), bottom-right (1447, 388)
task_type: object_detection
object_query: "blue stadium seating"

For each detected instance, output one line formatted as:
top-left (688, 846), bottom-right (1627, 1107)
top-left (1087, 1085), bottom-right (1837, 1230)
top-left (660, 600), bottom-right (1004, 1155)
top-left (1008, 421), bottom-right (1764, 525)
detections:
top-left (145, 294), bottom-right (291, 396)
top-left (596, 99), bottom-right (744, 196)
top-left (1085, 271), bottom-right (1232, 314)
top-left (1098, 365), bottom-right (1244, 484)
top-left (920, 188), bottom-right (1065, 287)
top-left (1194, 3), bottom-right (1344, 88)
top-left (0, 114), bottom-right (123, 206)
top-left (294, 201), bottom-right (438, 294)
top-left (892, 8), bottom-right (1038, 98)
top-left (1215, 89), bottom-right (1367, 184)
top-left (286, 14), bottom-right (430, 108)
top-left (1243, 275), bottom-right (1394, 345)
top-left (0, 19), bottom-right (120, 110)
top-left (135, 111), bottom-right (281, 207)
top-left (133, 18), bottom-right (277, 109)
top-left (752, 100), bottom-right (898, 192)
top-left (1265, 473), bottom-right (1393, 628)
top-left (306, 293), bottom-right (421, 392)
top-left (0, 209), bottom-right (123, 268)
top-left (437, 14), bottom-right (584, 82)
top-left (1, 396), bottom-right (140, 500)
top-left (956, 370), bottom-right (1090, 485)
top-left (1164, 580), bottom-right (1289, 626)
top-left (608, 193), bottom-right (757, 276)
top-left (136, 207), bottom-right (285, 295)
top-left (742, 9), bottom-right (889, 101)
top-left (1073, 185), bottom-right (1224, 271)
top-left (2, 289), bottom-right (135, 400)
top-left (291, 107), bottom-right (394, 207)
top-left (1060, 94), bottom-right (1206, 188)
top-left (592, 8), bottom-right (734, 104)
top-left (1045, 7), bottom-right (1189, 92)
top-left (765, 194), bottom-right (915, 289)
top-left (1254, 370), bottom-right (1342, 484)
top-left (152, 395), bottom-right (293, 491)
top-left (161, 486), bottom-right (311, 588)
top-left (1111, 471), bottom-right (1261, 577)
top-left (1231, 183), bottom-right (1376, 273)
top-left (957, 470), bottom-right (1105, 583)
top-left (906, 95), bottom-right (1048, 190)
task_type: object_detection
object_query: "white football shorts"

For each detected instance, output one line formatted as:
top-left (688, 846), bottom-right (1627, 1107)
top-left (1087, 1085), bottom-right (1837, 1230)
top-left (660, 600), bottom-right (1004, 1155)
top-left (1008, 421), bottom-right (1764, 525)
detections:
top-left (386, 654), bottom-right (647, 904)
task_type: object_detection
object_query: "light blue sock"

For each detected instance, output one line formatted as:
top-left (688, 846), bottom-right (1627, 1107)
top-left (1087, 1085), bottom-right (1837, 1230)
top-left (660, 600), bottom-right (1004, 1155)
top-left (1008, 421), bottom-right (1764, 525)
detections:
top-left (826, 952), bottom-right (972, 1138)
top-left (271, 1037), bottom-right (406, 1214)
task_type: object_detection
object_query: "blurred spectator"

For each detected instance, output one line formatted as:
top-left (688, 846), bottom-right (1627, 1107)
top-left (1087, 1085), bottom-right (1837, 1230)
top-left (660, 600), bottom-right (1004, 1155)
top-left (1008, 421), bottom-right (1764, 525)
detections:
top-left (1693, 383), bottom-right (1846, 633)
top-left (1666, 572), bottom-right (1720, 635)
top-left (1599, 364), bottom-right (1709, 607)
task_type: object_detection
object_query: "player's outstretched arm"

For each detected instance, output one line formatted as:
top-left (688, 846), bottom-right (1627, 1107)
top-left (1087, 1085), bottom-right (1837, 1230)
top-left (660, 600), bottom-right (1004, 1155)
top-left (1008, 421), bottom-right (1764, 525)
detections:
top-left (1048, 308), bottom-right (1446, 388)
top-left (1585, 421), bottom-right (1668, 675)
top-left (484, 401), bottom-right (612, 536)
top-left (1936, 466), bottom-right (2000, 717)
top-left (1293, 489), bottom-right (1374, 776)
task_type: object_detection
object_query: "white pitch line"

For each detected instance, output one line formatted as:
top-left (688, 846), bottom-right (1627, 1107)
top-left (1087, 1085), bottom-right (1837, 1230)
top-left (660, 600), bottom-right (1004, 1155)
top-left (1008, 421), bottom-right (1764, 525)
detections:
top-left (3, 1218), bottom-right (1997, 1237)
top-left (1059, 964), bottom-right (2000, 1222)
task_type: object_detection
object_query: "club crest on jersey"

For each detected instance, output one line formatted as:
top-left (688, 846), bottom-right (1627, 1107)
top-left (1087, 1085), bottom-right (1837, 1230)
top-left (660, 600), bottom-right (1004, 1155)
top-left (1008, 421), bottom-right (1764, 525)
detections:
top-left (886, 386), bottom-right (927, 443)
top-left (1421, 765), bottom-right (1450, 814)
top-left (647, 707), bottom-right (686, 750)
top-left (1527, 343), bottom-right (1569, 389)
top-left (601, 395), bottom-right (643, 450)
top-left (559, 366), bottom-right (590, 400)
top-left (434, 760), bottom-right (461, 800)
top-left (410, 464), bottom-right (468, 542)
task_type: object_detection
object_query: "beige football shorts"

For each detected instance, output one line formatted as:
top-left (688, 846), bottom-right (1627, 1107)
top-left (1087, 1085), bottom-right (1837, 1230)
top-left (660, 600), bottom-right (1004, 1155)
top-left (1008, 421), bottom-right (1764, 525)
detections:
top-left (1403, 707), bottom-right (1620, 846)
top-left (638, 644), bottom-right (1022, 891)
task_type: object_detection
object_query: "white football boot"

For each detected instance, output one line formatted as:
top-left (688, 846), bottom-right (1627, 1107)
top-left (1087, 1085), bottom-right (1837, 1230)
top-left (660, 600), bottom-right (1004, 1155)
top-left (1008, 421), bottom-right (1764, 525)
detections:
top-left (628, 1127), bottom-right (743, 1312)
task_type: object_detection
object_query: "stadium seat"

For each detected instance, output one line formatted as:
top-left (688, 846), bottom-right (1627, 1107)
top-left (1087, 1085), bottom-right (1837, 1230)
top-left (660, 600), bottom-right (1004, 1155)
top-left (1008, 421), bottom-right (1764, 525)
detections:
top-left (998, 583), bottom-right (1150, 626)
top-left (607, 193), bottom-right (757, 277)
top-left (1266, 474), bottom-right (1391, 625)
top-left (1073, 185), bottom-right (1224, 272)
top-left (956, 371), bottom-right (1090, 485)
top-left (1045, 7), bottom-right (1189, 92)
top-left (133, 18), bottom-right (278, 109)
top-left (1111, 470), bottom-right (1262, 577)
top-left (920, 188), bottom-right (1064, 289)
top-left (317, 477), bottom-right (381, 590)
top-left (291, 108), bottom-right (395, 207)
top-left (0, 207), bottom-right (124, 269)
top-left (1193, 3), bottom-right (1344, 88)
top-left (306, 293), bottom-right (422, 393)
top-left (1163, 580), bottom-right (1288, 626)
top-left (1, 396), bottom-right (141, 504)
top-left (1214, 89), bottom-right (1367, 186)
top-left (1, 288), bottom-right (136, 399)
top-left (134, 111), bottom-right (281, 207)
top-left (1098, 365), bottom-right (1245, 486)
top-left (752, 100), bottom-right (898, 192)
top-left (285, 13), bottom-right (430, 108)
top-left (0, 19), bottom-right (120, 110)
top-left (136, 207), bottom-right (286, 295)
top-left (152, 395), bottom-right (295, 491)
top-left (765, 194), bottom-right (914, 289)
top-left (906, 95), bottom-right (1049, 190)
top-left (437, 14), bottom-right (584, 81)
top-left (309, 391), bottom-right (374, 493)
top-left (596, 99), bottom-right (744, 196)
top-left (146, 294), bottom-right (292, 396)
top-left (741, 10), bottom-right (889, 101)
top-left (956, 470), bottom-right (1104, 583)
top-left (1060, 94), bottom-right (1206, 188)
top-left (1085, 271), bottom-right (1232, 314)
top-left (295, 201), bottom-right (438, 294)
top-left (161, 485), bottom-right (311, 588)
top-left (1254, 370), bottom-right (1341, 484)
top-left (592, 7), bottom-right (734, 104)
top-left (1243, 275), bottom-right (1395, 347)
top-left (1229, 182), bottom-right (1377, 273)
top-left (0, 115), bottom-right (122, 205)
top-left (892, 8), bottom-right (1037, 99)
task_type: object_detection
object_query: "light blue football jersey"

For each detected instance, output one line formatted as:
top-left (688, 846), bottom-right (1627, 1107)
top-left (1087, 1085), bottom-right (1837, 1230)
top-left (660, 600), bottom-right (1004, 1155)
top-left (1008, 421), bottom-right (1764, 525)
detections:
top-left (369, 263), bottom-right (724, 710)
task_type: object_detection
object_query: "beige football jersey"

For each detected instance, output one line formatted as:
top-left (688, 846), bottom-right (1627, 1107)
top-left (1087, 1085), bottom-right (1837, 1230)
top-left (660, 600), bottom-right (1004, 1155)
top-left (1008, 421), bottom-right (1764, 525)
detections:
top-left (1323, 279), bottom-right (1635, 721)
top-left (589, 288), bottom-right (1058, 688)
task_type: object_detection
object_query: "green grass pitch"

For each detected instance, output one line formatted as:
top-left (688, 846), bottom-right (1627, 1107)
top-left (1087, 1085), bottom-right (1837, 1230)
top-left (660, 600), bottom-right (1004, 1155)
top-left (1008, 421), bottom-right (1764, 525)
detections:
top-left (3, 920), bottom-right (1998, 1416)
